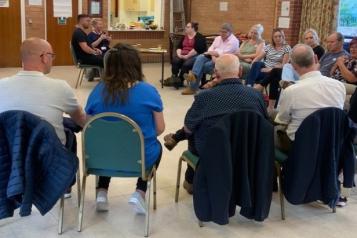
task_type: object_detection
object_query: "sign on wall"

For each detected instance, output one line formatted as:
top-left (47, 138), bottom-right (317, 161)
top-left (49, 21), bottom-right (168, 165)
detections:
top-left (29, 0), bottom-right (42, 6)
top-left (53, 0), bottom-right (72, 17)
top-left (0, 0), bottom-right (9, 8)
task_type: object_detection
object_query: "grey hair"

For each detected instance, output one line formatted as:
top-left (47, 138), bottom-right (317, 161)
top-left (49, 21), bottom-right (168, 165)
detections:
top-left (335, 32), bottom-right (344, 42)
top-left (290, 44), bottom-right (315, 68)
top-left (221, 23), bottom-right (233, 33)
top-left (253, 24), bottom-right (264, 36)
top-left (303, 28), bottom-right (320, 44)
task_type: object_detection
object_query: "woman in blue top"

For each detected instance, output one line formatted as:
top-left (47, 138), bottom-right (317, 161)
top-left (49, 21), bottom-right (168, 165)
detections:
top-left (85, 43), bottom-right (165, 214)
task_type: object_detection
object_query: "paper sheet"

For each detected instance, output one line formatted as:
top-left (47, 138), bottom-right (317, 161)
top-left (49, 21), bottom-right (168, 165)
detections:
top-left (281, 1), bottom-right (290, 17)
top-left (278, 17), bottom-right (290, 29)
top-left (54, 0), bottom-right (72, 18)
top-left (219, 2), bottom-right (228, 11)
top-left (29, 0), bottom-right (42, 6)
top-left (0, 0), bottom-right (9, 8)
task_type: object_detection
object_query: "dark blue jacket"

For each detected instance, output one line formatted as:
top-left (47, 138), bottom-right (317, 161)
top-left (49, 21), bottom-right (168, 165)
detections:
top-left (282, 108), bottom-right (356, 207)
top-left (193, 110), bottom-right (275, 224)
top-left (0, 111), bottom-right (78, 219)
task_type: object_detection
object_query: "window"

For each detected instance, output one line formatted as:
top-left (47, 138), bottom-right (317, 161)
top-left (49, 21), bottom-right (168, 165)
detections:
top-left (109, 0), bottom-right (164, 30)
top-left (337, 0), bottom-right (357, 37)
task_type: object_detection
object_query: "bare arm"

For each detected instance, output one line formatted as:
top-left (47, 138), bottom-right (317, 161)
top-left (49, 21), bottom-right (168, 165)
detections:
top-left (79, 42), bottom-right (101, 55)
top-left (238, 42), bottom-right (265, 60)
top-left (184, 49), bottom-right (198, 59)
top-left (252, 51), bottom-right (266, 63)
top-left (282, 53), bottom-right (290, 65)
top-left (91, 34), bottom-right (105, 48)
top-left (153, 111), bottom-right (165, 136)
top-left (335, 57), bottom-right (357, 83)
top-left (68, 106), bottom-right (87, 127)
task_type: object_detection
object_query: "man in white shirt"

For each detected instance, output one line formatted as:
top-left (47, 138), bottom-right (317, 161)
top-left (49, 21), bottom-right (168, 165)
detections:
top-left (275, 44), bottom-right (345, 152)
top-left (0, 38), bottom-right (86, 145)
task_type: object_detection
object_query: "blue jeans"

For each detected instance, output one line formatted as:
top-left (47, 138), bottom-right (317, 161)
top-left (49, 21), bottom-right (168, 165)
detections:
top-left (246, 61), bottom-right (267, 86)
top-left (190, 54), bottom-right (214, 90)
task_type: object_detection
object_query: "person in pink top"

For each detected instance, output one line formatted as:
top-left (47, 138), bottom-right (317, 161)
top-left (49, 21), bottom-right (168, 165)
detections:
top-left (182, 23), bottom-right (240, 95)
top-left (166, 22), bottom-right (207, 89)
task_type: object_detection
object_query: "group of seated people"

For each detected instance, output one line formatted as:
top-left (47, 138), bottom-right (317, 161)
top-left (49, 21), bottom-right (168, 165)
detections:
top-left (71, 14), bottom-right (111, 81)
top-left (0, 15), bottom-right (356, 219)
top-left (165, 22), bottom-right (356, 110)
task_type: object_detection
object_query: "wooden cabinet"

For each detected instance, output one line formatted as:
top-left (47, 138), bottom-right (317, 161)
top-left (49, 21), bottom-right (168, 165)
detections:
top-left (125, 0), bottom-right (148, 11)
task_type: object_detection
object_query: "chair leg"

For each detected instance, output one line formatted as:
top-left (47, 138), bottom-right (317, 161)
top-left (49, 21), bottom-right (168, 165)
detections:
top-left (276, 162), bottom-right (285, 220)
top-left (198, 220), bottom-right (204, 227)
top-left (145, 180), bottom-right (151, 237)
top-left (78, 175), bottom-right (87, 232)
top-left (175, 157), bottom-right (183, 203)
top-left (76, 171), bottom-right (81, 207)
top-left (58, 196), bottom-right (64, 234)
top-left (79, 69), bottom-right (85, 88)
top-left (153, 168), bottom-right (157, 210)
top-left (75, 69), bottom-right (82, 89)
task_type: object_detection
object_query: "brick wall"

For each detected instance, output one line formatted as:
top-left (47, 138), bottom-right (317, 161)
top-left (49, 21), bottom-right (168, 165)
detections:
top-left (189, 0), bottom-right (303, 46)
top-left (189, 0), bottom-right (277, 43)
top-left (275, 0), bottom-right (303, 46)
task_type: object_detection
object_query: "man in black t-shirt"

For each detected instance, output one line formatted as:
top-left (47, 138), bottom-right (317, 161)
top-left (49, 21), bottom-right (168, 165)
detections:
top-left (71, 14), bottom-right (103, 80)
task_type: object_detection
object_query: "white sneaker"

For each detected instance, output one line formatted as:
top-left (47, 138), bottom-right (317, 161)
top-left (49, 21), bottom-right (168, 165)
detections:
top-left (63, 192), bottom-right (72, 199)
top-left (96, 190), bottom-right (109, 212)
top-left (128, 191), bottom-right (147, 215)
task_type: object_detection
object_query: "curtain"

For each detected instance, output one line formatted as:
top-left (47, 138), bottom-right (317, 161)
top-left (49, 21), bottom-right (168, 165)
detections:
top-left (299, 0), bottom-right (339, 45)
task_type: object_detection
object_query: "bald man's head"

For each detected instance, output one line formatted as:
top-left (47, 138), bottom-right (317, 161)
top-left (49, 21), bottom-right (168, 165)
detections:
top-left (290, 44), bottom-right (315, 68)
top-left (20, 38), bottom-right (54, 74)
top-left (21, 38), bottom-right (51, 61)
top-left (215, 54), bottom-right (240, 80)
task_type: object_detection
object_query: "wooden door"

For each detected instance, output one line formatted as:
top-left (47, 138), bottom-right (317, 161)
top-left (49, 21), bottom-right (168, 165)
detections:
top-left (0, 0), bottom-right (22, 67)
top-left (46, 0), bottom-right (78, 65)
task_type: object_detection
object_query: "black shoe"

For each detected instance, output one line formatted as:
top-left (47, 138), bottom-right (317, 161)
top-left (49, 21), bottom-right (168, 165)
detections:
top-left (173, 76), bottom-right (183, 89)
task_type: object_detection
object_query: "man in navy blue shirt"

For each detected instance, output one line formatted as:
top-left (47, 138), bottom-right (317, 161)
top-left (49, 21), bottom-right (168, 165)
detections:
top-left (164, 54), bottom-right (267, 193)
top-left (71, 14), bottom-right (104, 81)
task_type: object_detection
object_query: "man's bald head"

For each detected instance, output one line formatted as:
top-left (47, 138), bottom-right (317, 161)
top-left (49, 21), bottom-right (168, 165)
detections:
top-left (21, 38), bottom-right (51, 61)
top-left (290, 44), bottom-right (317, 75)
top-left (215, 54), bottom-right (240, 80)
top-left (290, 44), bottom-right (315, 68)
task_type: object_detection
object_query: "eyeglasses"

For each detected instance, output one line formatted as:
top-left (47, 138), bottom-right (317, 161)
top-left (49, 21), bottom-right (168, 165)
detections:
top-left (40, 52), bottom-right (56, 59)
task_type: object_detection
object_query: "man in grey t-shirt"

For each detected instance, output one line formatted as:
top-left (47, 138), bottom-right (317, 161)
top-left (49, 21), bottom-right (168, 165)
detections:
top-left (319, 32), bottom-right (349, 77)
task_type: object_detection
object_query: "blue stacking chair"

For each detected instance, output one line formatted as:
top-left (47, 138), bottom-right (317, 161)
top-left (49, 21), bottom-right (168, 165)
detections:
top-left (77, 113), bottom-right (157, 237)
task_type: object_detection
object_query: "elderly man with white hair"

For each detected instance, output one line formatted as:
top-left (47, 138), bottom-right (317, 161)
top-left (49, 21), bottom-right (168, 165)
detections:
top-left (164, 54), bottom-right (267, 193)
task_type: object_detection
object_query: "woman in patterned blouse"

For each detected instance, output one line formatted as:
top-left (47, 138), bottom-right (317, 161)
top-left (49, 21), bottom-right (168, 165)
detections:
top-left (331, 37), bottom-right (357, 95)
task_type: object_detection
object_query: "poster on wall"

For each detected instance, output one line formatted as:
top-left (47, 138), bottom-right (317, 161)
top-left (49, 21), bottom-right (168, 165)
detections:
top-left (278, 17), bottom-right (290, 28)
top-left (0, 0), bottom-right (9, 8)
top-left (53, 0), bottom-right (72, 18)
top-left (29, 0), bottom-right (42, 6)
top-left (281, 1), bottom-right (290, 17)
top-left (337, 0), bottom-right (357, 36)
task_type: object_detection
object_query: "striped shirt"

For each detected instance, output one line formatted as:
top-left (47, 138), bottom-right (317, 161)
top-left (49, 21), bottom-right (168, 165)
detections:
top-left (264, 44), bottom-right (291, 68)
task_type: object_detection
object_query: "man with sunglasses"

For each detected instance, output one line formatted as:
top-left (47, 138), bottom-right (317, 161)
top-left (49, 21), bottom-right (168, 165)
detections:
top-left (0, 38), bottom-right (86, 145)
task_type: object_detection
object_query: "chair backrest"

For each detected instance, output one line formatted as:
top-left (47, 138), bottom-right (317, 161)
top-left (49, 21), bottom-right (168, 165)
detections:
top-left (69, 41), bottom-right (80, 66)
top-left (283, 107), bottom-right (355, 205)
top-left (81, 112), bottom-right (146, 178)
